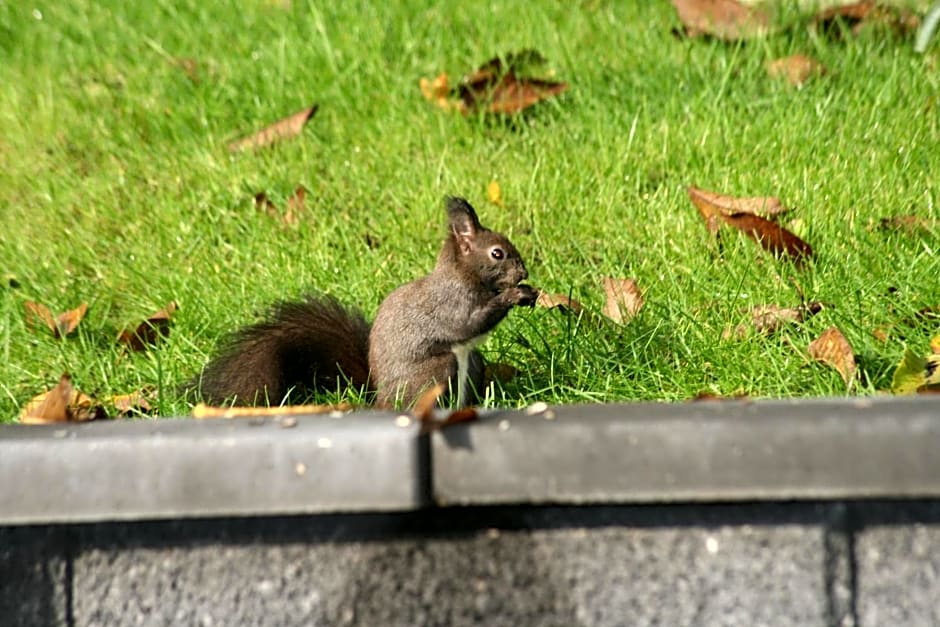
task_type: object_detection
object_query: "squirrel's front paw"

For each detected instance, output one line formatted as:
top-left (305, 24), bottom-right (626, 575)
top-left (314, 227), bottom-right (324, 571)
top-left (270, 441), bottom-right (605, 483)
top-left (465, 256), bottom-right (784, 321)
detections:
top-left (511, 284), bottom-right (538, 307)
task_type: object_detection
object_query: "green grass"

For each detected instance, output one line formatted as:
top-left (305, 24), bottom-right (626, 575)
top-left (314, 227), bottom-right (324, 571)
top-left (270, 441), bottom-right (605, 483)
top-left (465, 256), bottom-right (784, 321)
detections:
top-left (1, 1), bottom-right (938, 419)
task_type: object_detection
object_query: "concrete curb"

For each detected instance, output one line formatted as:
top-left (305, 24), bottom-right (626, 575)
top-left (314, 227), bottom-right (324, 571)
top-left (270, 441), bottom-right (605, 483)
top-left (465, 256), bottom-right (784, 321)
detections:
top-left (0, 411), bottom-right (425, 525)
top-left (1, 396), bottom-right (938, 525)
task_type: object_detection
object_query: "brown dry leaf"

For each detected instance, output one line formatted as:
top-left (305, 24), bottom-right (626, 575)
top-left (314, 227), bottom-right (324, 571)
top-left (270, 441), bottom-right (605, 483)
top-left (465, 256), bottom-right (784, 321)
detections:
top-left (174, 57), bottom-right (200, 83)
top-left (484, 363), bottom-right (519, 385)
top-left (691, 390), bottom-right (749, 402)
top-left (192, 402), bottom-right (352, 419)
top-left (24, 301), bottom-right (88, 339)
top-left (687, 186), bottom-right (788, 219)
top-left (227, 103), bottom-right (319, 152)
top-left (284, 185), bottom-right (307, 226)
top-left (254, 191), bottom-right (278, 217)
top-left (118, 302), bottom-right (177, 351)
top-left (536, 291), bottom-right (584, 313)
top-left (671, 0), bottom-right (770, 40)
top-left (724, 302), bottom-right (824, 338)
top-left (19, 374), bottom-right (107, 424)
top-left (419, 73), bottom-right (453, 111)
top-left (687, 186), bottom-right (813, 264)
top-left (19, 374), bottom-right (73, 424)
top-left (481, 75), bottom-right (569, 115)
top-left (814, 1), bottom-right (919, 37)
top-left (411, 382), bottom-right (447, 423)
top-left (766, 54), bottom-right (826, 86)
top-left (110, 391), bottom-right (153, 416)
top-left (457, 50), bottom-right (568, 115)
top-left (808, 326), bottom-right (857, 385)
top-left (488, 180), bottom-right (503, 206)
top-left (437, 407), bottom-right (479, 429)
top-left (878, 216), bottom-right (940, 236)
top-left (601, 277), bottom-right (644, 324)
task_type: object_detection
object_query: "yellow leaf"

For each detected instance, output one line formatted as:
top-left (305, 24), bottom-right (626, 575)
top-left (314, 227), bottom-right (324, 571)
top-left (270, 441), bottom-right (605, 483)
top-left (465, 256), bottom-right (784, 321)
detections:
top-left (891, 348), bottom-right (928, 394)
top-left (488, 180), bottom-right (502, 206)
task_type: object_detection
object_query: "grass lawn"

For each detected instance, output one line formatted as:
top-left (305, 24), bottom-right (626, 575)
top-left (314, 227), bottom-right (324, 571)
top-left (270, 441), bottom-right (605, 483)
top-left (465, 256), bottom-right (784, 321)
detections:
top-left (1, 1), bottom-right (938, 420)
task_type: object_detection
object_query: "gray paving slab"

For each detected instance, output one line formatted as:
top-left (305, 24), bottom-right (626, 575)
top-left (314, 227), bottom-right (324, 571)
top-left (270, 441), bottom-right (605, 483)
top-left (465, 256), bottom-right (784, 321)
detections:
top-left (70, 509), bottom-right (831, 627)
top-left (433, 397), bottom-right (940, 505)
top-left (0, 411), bottom-right (424, 525)
top-left (856, 523), bottom-right (940, 627)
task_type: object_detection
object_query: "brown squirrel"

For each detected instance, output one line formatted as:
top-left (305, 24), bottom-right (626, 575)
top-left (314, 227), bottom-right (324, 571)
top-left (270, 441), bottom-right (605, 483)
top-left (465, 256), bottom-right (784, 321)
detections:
top-left (194, 196), bottom-right (537, 408)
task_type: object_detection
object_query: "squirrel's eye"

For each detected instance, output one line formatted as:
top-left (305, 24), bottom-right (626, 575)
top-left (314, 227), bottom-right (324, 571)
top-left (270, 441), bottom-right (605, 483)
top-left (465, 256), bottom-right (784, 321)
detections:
top-left (490, 247), bottom-right (505, 260)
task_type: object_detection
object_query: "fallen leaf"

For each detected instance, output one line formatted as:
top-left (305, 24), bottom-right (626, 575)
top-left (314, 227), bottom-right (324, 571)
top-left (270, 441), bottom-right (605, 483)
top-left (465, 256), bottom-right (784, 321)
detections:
top-left (19, 374), bottom-right (107, 424)
top-left (411, 382), bottom-right (447, 423)
top-left (808, 326), bottom-right (857, 385)
top-left (254, 191), bottom-right (278, 217)
top-left (227, 103), bottom-right (319, 152)
top-left (601, 277), bottom-right (644, 324)
top-left (878, 216), bottom-right (940, 236)
top-left (192, 402), bottom-right (352, 419)
top-left (419, 72), bottom-right (452, 111)
top-left (488, 180), bottom-right (503, 206)
top-left (766, 54), bottom-right (826, 86)
top-left (422, 50), bottom-right (567, 116)
top-left (814, 1), bottom-right (920, 37)
top-left (24, 301), bottom-right (88, 339)
top-left (687, 186), bottom-right (813, 264)
top-left (19, 374), bottom-right (73, 424)
top-left (118, 302), bottom-right (177, 351)
top-left (174, 57), bottom-right (200, 83)
top-left (284, 185), bottom-right (307, 226)
top-left (437, 407), bottom-right (479, 429)
top-left (723, 302), bottom-right (825, 338)
top-left (110, 391), bottom-right (153, 416)
top-left (691, 390), bottom-right (749, 401)
top-left (687, 186), bottom-right (788, 219)
top-left (891, 348), bottom-right (940, 393)
top-left (484, 363), bottom-right (519, 385)
top-left (536, 291), bottom-right (584, 313)
top-left (472, 75), bottom-right (568, 115)
top-left (671, 0), bottom-right (770, 40)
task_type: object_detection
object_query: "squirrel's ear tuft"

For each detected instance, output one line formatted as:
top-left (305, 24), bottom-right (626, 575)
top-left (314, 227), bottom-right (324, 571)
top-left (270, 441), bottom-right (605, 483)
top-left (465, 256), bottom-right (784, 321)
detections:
top-left (445, 196), bottom-right (483, 237)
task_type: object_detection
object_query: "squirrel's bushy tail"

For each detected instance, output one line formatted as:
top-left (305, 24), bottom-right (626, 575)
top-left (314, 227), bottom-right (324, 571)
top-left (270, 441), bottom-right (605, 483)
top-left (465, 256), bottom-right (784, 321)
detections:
top-left (193, 295), bottom-right (372, 406)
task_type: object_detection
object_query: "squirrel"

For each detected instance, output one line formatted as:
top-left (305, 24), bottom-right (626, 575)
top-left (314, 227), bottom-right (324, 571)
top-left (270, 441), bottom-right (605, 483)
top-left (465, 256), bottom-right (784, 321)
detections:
top-left (193, 196), bottom-right (537, 408)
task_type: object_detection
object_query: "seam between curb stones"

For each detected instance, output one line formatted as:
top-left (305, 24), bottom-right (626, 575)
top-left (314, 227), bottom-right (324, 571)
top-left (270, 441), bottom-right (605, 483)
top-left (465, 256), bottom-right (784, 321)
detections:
top-left (824, 503), bottom-right (859, 627)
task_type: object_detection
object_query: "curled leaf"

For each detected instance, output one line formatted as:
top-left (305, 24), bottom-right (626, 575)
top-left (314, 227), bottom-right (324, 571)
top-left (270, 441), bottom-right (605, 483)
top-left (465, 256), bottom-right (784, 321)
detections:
top-left (723, 302), bottom-right (824, 338)
top-left (24, 301), bottom-right (88, 338)
top-left (671, 0), bottom-right (770, 40)
top-left (601, 277), bottom-right (644, 324)
top-left (227, 103), bottom-right (319, 152)
top-left (484, 363), bottom-right (519, 385)
top-left (284, 185), bottom-right (307, 226)
top-left (814, 1), bottom-right (920, 38)
top-left (118, 302), bottom-right (177, 351)
top-left (411, 382), bottom-right (447, 423)
top-left (19, 374), bottom-right (107, 424)
top-left (688, 185), bottom-right (813, 264)
top-left (423, 50), bottom-right (568, 116)
top-left (536, 291), bottom-right (584, 313)
top-left (110, 391), bottom-right (154, 416)
top-left (808, 326), bottom-right (857, 385)
top-left (766, 55), bottom-right (826, 87)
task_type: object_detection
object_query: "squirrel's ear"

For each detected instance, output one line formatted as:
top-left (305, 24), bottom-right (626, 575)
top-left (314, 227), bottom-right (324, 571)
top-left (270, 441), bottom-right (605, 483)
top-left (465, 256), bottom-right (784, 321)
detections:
top-left (445, 196), bottom-right (483, 238)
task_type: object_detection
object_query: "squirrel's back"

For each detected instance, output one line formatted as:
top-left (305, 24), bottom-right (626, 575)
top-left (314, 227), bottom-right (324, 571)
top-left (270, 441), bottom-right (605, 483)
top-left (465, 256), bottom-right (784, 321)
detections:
top-left (194, 295), bottom-right (371, 406)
